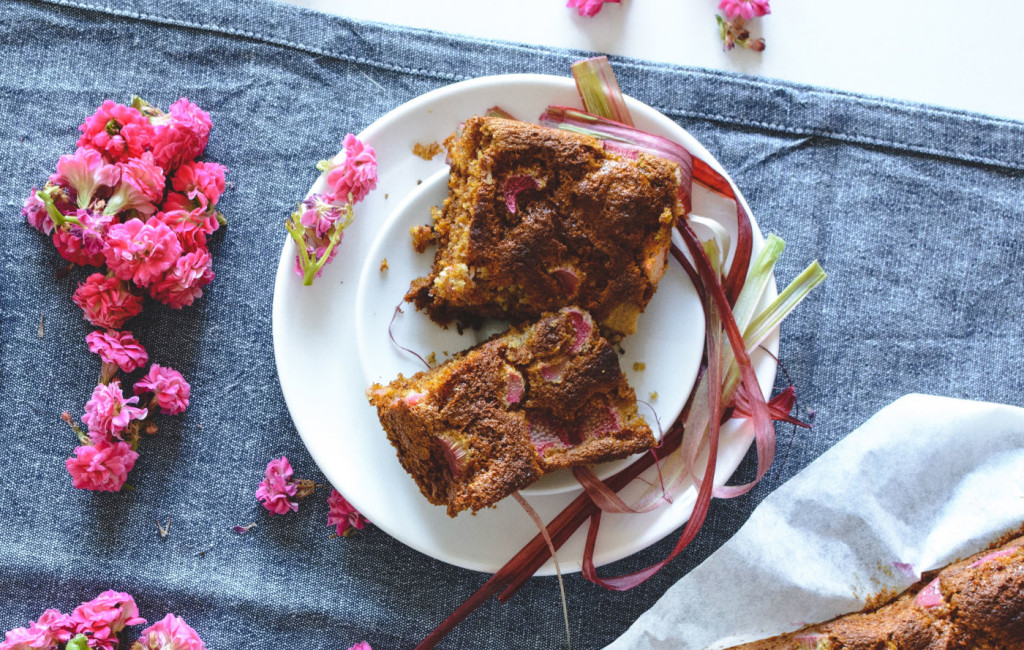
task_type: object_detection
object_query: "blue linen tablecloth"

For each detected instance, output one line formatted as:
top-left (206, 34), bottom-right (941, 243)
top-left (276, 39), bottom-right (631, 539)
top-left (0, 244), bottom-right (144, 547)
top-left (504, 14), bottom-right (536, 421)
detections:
top-left (1, 0), bottom-right (1022, 647)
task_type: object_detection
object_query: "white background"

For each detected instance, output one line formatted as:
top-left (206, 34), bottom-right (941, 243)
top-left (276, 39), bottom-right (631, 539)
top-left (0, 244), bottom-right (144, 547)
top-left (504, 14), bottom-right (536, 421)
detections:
top-left (280, 0), bottom-right (1024, 123)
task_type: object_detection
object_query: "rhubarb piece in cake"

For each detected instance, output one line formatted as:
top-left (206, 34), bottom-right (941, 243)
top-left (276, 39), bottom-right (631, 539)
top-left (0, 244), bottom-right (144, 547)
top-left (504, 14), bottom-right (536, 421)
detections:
top-left (366, 307), bottom-right (654, 516)
top-left (406, 116), bottom-right (682, 339)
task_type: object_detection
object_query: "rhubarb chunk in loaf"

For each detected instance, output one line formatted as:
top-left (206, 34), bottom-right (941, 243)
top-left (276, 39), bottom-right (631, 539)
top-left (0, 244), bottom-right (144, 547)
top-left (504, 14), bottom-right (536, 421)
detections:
top-left (406, 116), bottom-right (682, 340)
top-left (366, 307), bottom-right (654, 516)
top-left (728, 529), bottom-right (1024, 649)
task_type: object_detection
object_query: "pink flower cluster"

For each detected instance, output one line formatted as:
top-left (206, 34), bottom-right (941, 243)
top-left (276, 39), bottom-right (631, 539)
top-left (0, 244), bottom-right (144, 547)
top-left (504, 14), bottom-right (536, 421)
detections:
top-left (23, 97), bottom-right (215, 493)
top-left (65, 333), bottom-right (190, 492)
top-left (1, 592), bottom-right (205, 650)
top-left (255, 456), bottom-right (369, 539)
top-left (286, 133), bottom-right (377, 285)
top-left (24, 97), bottom-right (226, 329)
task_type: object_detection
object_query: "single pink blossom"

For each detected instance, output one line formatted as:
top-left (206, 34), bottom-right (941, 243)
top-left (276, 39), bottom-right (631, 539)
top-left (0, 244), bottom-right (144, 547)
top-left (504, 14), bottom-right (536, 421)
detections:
top-left (82, 380), bottom-right (148, 442)
top-left (327, 488), bottom-right (369, 537)
top-left (149, 99), bottom-right (212, 172)
top-left (256, 456), bottom-right (298, 515)
top-left (103, 218), bottom-right (183, 287)
top-left (86, 330), bottom-right (149, 373)
top-left (718, 0), bottom-right (770, 20)
top-left (133, 364), bottom-right (190, 415)
top-left (324, 134), bottom-right (377, 204)
top-left (72, 274), bottom-right (144, 330)
top-left (0, 609), bottom-right (73, 650)
top-left (170, 161), bottom-right (226, 211)
top-left (151, 209), bottom-right (219, 253)
top-left (566, 0), bottom-right (620, 17)
top-left (49, 147), bottom-right (121, 210)
top-left (347, 644), bottom-right (372, 650)
top-left (148, 249), bottom-right (214, 309)
top-left (70, 591), bottom-right (145, 649)
top-left (52, 211), bottom-right (115, 267)
top-left (78, 100), bottom-right (153, 163)
top-left (299, 193), bottom-right (346, 239)
top-left (104, 153), bottom-right (166, 217)
top-left (23, 188), bottom-right (55, 235)
top-left (130, 614), bottom-right (205, 650)
top-left (65, 441), bottom-right (139, 492)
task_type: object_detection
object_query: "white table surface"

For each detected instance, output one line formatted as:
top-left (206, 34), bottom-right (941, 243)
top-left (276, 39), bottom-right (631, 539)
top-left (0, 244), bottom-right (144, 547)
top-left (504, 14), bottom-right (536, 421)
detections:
top-left (280, 0), bottom-right (1024, 124)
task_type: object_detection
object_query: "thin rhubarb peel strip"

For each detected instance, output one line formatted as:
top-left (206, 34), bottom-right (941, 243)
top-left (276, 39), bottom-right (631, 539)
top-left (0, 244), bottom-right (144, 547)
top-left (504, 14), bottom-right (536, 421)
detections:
top-left (512, 492), bottom-right (572, 650)
top-left (571, 56), bottom-right (634, 127)
top-left (582, 272), bottom-right (724, 590)
top-left (679, 222), bottom-right (775, 500)
top-left (572, 466), bottom-right (662, 514)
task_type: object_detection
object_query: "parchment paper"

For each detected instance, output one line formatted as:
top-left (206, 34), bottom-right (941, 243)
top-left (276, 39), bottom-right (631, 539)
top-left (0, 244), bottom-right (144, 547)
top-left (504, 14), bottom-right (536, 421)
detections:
top-left (606, 394), bottom-right (1024, 649)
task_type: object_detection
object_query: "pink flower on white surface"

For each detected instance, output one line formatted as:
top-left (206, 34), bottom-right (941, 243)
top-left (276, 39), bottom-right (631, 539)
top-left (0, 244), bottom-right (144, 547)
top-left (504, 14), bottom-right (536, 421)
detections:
top-left (22, 188), bottom-right (55, 235)
top-left (256, 456), bottom-right (298, 515)
top-left (130, 614), bottom-right (205, 650)
top-left (566, 0), bottom-right (619, 17)
top-left (324, 134), bottom-right (377, 204)
top-left (149, 98), bottom-right (212, 172)
top-left (49, 147), bottom-right (121, 209)
top-left (104, 153), bottom-right (166, 217)
top-left (170, 161), bottom-right (226, 211)
top-left (82, 380), bottom-right (148, 442)
top-left (103, 218), bottom-right (183, 287)
top-left (78, 100), bottom-right (153, 163)
top-left (0, 609), bottom-right (73, 650)
top-left (148, 249), bottom-right (214, 309)
top-left (133, 364), bottom-right (190, 415)
top-left (86, 330), bottom-right (149, 373)
top-left (719, 0), bottom-right (770, 20)
top-left (151, 209), bottom-right (220, 253)
top-left (70, 591), bottom-right (145, 649)
top-left (72, 274), bottom-right (144, 330)
top-left (65, 441), bottom-right (139, 492)
top-left (327, 489), bottom-right (369, 537)
top-left (52, 211), bottom-right (114, 267)
top-left (299, 193), bottom-right (346, 239)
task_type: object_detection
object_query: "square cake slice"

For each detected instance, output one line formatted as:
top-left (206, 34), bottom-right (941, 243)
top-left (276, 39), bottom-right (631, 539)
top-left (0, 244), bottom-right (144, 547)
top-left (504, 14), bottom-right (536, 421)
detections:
top-left (366, 308), bottom-right (654, 517)
top-left (406, 116), bottom-right (682, 339)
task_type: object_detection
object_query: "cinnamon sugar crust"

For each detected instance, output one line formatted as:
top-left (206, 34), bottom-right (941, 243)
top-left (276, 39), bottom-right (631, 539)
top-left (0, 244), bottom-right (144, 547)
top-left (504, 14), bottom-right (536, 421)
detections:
top-left (366, 308), bottom-right (654, 517)
top-left (406, 116), bottom-right (681, 340)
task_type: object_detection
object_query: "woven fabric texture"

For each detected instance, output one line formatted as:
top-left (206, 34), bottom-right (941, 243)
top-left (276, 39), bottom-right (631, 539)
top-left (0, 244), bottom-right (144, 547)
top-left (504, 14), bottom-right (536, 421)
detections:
top-left (0, 1), bottom-right (1022, 648)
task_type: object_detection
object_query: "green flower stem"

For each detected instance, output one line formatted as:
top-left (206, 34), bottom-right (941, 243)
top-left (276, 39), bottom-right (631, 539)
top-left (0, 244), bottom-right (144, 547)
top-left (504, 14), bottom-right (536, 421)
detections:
top-left (38, 186), bottom-right (80, 228)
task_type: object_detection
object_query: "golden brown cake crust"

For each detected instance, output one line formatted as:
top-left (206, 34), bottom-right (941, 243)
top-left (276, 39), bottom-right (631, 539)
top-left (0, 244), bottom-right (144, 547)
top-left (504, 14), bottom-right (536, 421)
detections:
top-left (406, 116), bottom-right (681, 339)
top-left (366, 308), bottom-right (654, 517)
top-left (728, 530), bottom-right (1024, 650)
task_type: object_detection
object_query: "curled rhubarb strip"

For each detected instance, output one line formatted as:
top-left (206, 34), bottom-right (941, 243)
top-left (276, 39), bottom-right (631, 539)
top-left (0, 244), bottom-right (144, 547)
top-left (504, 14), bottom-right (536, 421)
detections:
top-left (512, 492), bottom-right (572, 650)
top-left (679, 222), bottom-right (774, 500)
top-left (581, 270), bottom-right (724, 590)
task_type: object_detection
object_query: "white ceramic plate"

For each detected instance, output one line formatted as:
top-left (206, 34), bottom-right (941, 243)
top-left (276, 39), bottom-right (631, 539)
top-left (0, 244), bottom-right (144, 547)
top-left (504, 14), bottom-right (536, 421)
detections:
top-left (272, 74), bottom-right (778, 574)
